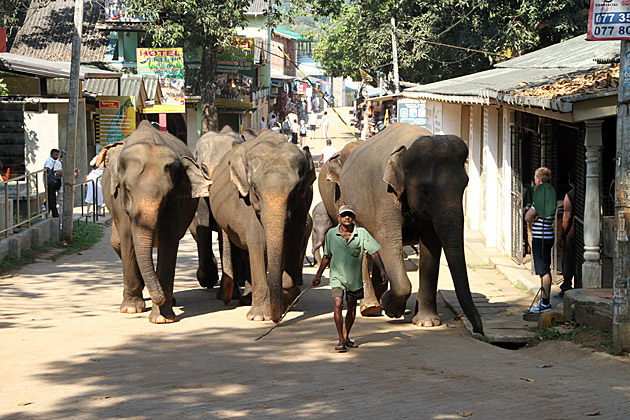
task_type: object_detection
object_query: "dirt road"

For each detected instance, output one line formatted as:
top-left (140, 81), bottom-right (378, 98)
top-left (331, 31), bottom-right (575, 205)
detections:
top-left (3, 114), bottom-right (630, 419)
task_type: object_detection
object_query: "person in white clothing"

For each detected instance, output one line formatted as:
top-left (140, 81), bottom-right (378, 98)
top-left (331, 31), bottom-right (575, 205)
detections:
top-left (321, 111), bottom-right (330, 139)
top-left (85, 155), bottom-right (104, 215)
top-left (307, 110), bottom-right (318, 140)
top-left (318, 139), bottom-right (337, 167)
top-left (260, 117), bottom-right (266, 130)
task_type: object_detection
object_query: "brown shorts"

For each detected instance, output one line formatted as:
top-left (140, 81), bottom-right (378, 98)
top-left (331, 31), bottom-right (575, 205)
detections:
top-left (332, 287), bottom-right (364, 305)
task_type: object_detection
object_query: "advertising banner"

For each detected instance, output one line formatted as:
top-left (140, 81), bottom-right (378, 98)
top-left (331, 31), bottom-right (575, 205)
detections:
top-left (94, 96), bottom-right (136, 145)
top-left (216, 38), bottom-right (254, 109)
top-left (587, 0), bottom-right (630, 40)
top-left (137, 48), bottom-right (185, 113)
top-left (105, 0), bottom-right (146, 22)
top-left (397, 98), bottom-right (426, 127)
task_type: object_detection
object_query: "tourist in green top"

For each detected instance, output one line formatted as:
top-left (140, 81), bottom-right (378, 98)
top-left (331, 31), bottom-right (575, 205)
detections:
top-left (313, 204), bottom-right (389, 352)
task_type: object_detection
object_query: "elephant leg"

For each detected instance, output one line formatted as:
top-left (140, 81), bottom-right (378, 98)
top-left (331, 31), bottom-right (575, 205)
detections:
top-left (113, 220), bottom-right (146, 314)
top-left (193, 223), bottom-right (219, 289)
top-left (360, 253), bottom-right (381, 316)
top-left (246, 240), bottom-right (271, 321)
top-left (378, 239), bottom-right (412, 318)
top-left (149, 206), bottom-right (179, 324)
top-left (217, 230), bottom-right (235, 305)
top-left (412, 224), bottom-right (442, 327)
top-left (240, 254), bottom-right (253, 306)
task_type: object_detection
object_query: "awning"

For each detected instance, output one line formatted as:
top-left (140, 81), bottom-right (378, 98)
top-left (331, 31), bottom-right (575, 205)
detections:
top-left (0, 53), bottom-right (121, 80)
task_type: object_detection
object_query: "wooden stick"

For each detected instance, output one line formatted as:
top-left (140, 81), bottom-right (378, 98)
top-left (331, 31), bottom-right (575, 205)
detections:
top-left (255, 285), bottom-right (313, 341)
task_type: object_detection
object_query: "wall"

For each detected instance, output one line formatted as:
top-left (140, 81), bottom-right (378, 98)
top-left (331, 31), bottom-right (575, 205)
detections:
top-left (482, 107), bottom-right (499, 247)
top-left (441, 103), bottom-right (461, 135)
top-left (501, 108), bottom-right (513, 253)
top-left (270, 35), bottom-right (296, 77)
top-left (24, 112), bottom-right (59, 191)
top-left (186, 103), bottom-right (200, 152)
top-left (467, 105), bottom-right (482, 230)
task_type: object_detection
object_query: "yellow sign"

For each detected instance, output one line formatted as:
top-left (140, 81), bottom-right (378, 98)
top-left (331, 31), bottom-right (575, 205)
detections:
top-left (95, 96), bottom-right (136, 145)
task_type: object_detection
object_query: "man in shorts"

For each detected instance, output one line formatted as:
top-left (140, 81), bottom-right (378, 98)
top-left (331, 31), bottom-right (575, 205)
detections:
top-left (313, 205), bottom-right (389, 352)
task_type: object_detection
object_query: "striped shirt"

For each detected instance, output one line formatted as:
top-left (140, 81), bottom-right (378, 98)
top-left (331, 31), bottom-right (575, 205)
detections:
top-left (531, 205), bottom-right (555, 240)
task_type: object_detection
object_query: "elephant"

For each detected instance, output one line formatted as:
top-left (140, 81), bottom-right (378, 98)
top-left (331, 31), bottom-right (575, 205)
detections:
top-left (311, 202), bottom-right (332, 266)
top-left (189, 126), bottom-right (251, 291)
top-left (337, 123), bottom-right (484, 334)
top-left (318, 141), bottom-right (361, 225)
top-left (98, 121), bottom-right (210, 323)
top-left (209, 130), bottom-right (316, 322)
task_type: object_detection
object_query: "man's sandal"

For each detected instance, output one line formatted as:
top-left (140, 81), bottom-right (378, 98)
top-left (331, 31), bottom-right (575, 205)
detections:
top-left (345, 340), bottom-right (359, 348)
top-left (335, 343), bottom-right (347, 352)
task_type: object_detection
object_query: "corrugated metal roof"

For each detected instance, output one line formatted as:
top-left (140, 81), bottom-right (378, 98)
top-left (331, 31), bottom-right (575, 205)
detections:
top-left (495, 35), bottom-right (619, 70)
top-left (10, 0), bottom-right (109, 63)
top-left (245, 0), bottom-right (267, 15)
top-left (0, 52), bottom-right (120, 80)
top-left (404, 34), bottom-right (620, 109)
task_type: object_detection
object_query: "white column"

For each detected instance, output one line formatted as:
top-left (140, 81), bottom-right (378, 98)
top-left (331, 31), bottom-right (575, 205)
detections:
top-left (583, 119), bottom-right (603, 288)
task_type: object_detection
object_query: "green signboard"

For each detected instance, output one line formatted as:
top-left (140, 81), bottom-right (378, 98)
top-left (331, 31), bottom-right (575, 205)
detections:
top-left (216, 38), bottom-right (255, 109)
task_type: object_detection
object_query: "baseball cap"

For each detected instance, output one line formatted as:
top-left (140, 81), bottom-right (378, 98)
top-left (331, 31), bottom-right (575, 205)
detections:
top-left (338, 204), bottom-right (355, 216)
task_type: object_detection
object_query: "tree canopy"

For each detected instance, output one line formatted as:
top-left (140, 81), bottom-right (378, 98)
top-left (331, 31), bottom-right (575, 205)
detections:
top-left (313, 0), bottom-right (589, 85)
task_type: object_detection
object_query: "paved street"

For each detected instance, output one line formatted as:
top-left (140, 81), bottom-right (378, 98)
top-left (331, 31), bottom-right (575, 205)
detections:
top-left (2, 111), bottom-right (630, 419)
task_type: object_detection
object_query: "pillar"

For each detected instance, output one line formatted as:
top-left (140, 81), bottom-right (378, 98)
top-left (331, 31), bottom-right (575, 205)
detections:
top-left (582, 119), bottom-right (603, 288)
top-left (159, 113), bottom-right (167, 132)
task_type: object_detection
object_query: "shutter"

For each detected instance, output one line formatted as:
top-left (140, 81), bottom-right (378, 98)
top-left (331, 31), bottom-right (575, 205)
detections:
top-left (573, 123), bottom-right (586, 287)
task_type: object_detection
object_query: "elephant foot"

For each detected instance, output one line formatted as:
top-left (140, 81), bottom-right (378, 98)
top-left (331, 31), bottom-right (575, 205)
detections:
top-left (283, 286), bottom-right (301, 310)
top-left (239, 292), bottom-right (252, 306)
top-left (412, 309), bottom-right (441, 327)
top-left (216, 281), bottom-right (242, 303)
top-left (197, 268), bottom-right (219, 289)
top-left (360, 302), bottom-right (381, 316)
top-left (380, 290), bottom-right (410, 319)
top-left (149, 304), bottom-right (176, 324)
top-left (246, 304), bottom-right (272, 321)
top-left (120, 297), bottom-right (146, 314)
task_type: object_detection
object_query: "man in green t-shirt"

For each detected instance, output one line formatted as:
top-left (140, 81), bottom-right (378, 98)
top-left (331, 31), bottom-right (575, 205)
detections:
top-left (313, 204), bottom-right (389, 352)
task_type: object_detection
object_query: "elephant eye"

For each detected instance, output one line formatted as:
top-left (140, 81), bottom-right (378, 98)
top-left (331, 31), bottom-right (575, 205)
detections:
top-left (201, 164), bottom-right (210, 178)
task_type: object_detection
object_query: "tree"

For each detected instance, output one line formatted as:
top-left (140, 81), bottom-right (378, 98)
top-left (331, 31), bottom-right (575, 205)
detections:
top-left (123, 0), bottom-right (255, 133)
top-left (313, 0), bottom-right (589, 85)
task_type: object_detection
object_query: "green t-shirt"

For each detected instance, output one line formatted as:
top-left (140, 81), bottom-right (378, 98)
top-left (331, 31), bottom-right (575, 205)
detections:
top-left (323, 225), bottom-right (381, 291)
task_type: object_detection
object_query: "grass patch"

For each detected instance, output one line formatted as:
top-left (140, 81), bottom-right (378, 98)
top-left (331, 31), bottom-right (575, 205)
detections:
top-left (0, 221), bottom-right (106, 273)
top-left (466, 262), bottom-right (491, 269)
top-left (513, 283), bottom-right (529, 293)
top-left (530, 326), bottom-right (616, 354)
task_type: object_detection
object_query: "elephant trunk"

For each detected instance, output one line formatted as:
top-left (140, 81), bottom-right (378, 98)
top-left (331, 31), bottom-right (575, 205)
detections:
top-left (132, 212), bottom-right (165, 306)
top-left (435, 205), bottom-right (483, 335)
top-left (262, 197), bottom-right (288, 323)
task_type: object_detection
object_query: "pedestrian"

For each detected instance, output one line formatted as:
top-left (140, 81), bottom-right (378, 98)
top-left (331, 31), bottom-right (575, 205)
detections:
top-left (269, 112), bottom-right (277, 128)
top-left (312, 204), bottom-right (389, 352)
top-left (318, 139), bottom-right (337, 168)
top-left (85, 154), bottom-right (104, 215)
top-left (44, 148), bottom-right (61, 217)
top-left (260, 116), bottom-right (266, 130)
top-left (321, 111), bottom-right (330, 139)
top-left (525, 167), bottom-right (556, 313)
top-left (291, 118), bottom-right (299, 145)
top-left (271, 121), bottom-right (283, 134)
top-left (308, 110), bottom-right (317, 140)
top-left (299, 119), bottom-right (307, 147)
top-left (557, 170), bottom-right (579, 297)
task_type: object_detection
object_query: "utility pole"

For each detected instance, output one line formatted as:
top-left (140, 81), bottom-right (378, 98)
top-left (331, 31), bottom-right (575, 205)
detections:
top-left (391, 16), bottom-right (400, 94)
top-left (614, 39), bottom-right (630, 353)
top-left (61, 0), bottom-right (84, 242)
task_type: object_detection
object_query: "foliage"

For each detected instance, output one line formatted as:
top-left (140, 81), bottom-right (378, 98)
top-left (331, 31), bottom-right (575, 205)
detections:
top-left (0, 0), bottom-right (27, 29)
top-left (0, 78), bottom-right (7, 96)
top-left (313, 0), bottom-right (589, 84)
top-left (0, 249), bottom-right (34, 273)
top-left (530, 326), bottom-right (617, 355)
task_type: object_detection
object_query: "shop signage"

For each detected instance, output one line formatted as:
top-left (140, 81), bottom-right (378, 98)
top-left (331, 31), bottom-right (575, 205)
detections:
top-left (398, 98), bottom-right (426, 128)
top-left (94, 96), bottom-right (136, 145)
top-left (137, 47), bottom-right (185, 113)
top-left (216, 38), bottom-right (254, 109)
top-left (588, 1), bottom-right (630, 40)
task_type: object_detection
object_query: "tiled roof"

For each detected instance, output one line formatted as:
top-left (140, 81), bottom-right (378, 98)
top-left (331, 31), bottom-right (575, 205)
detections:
top-left (10, 0), bottom-right (109, 63)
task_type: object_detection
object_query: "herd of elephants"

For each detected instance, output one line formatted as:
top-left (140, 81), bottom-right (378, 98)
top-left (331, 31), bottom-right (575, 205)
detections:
top-left (95, 120), bottom-right (484, 335)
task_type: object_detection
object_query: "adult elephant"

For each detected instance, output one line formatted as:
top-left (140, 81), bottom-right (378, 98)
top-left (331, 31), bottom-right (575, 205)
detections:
top-left (338, 123), bottom-right (483, 334)
top-left (189, 126), bottom-right (253, 290)
top-left (98, 121), bottom-right (210, 323)
top-left (210, 131), bottom-right (316, 322)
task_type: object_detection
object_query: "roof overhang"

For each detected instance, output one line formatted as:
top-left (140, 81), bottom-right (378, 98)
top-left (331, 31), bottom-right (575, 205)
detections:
top-left (0, 53), bottom-right (121, 80)
top-left (403, 90), bottom-right (494, 105)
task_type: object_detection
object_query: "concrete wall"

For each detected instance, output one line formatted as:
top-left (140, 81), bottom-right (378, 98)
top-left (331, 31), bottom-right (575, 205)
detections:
top-left (482, 107), bottom-right (500, 247)
top-left (467, 105), bottom-right (482, 231)
top-left (24, 112), bottom-right (59, 191)
top-left (48, 100), bottom-right (89, 185)
top-left (0, 218), bottom-right (59, 261)
top-left (441, 103), bottom-right (461, 135)
top-left (501, 108), bottom-right (513, 253)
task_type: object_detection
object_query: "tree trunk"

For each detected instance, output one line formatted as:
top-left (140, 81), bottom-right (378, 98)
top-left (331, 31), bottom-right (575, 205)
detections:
top-left (201, 43), bottom-right (218, 134)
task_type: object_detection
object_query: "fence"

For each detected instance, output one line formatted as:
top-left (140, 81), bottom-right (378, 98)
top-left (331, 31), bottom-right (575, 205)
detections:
top-left (1, 169), bottom-right (104, 238)
top-left (1, 169), bottom-right (47, 238)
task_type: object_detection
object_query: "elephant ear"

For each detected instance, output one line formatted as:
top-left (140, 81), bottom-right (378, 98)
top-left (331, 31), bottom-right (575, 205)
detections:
top-left (300, 146), bottom-right (317, 194)
top-left (95, 141), bottom-right (125, 192)
top-left (384, 145), bottom-right (407, 200)
top-left (175, 156), bottom-right (211, 199)
top-left (325, 152), bottom-right (343, 184)
top-left (229, 144), bottom-right (250, 197)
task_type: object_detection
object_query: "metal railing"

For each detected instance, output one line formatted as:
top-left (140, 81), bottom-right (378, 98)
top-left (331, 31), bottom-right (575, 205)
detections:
top-left (72, 176), bottom-right (103, 226)
top-left (1, 169), bottom-right (47, 238)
